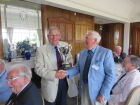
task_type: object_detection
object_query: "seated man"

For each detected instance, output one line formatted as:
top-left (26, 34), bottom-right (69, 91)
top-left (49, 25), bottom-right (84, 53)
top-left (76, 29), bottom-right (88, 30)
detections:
top-left (113, 46), bottom-right (126, 63)
top-left (108, 55), bottom-right (140, 105)
top-left (0, 59), bottom-right (12, 105)
top-left (5, 64), bottom-right (43, 105)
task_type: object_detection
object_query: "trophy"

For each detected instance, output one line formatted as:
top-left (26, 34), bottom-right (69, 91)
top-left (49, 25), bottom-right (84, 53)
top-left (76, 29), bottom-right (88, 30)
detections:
top-left (59, 44), bottom-right (72, 70)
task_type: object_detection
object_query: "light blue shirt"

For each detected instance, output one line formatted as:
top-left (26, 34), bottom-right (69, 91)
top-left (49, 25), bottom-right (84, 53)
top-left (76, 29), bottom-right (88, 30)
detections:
top-left (0, 69), bottom-right (12, 103)
top-left (49, 44), bottom-right (63, 64)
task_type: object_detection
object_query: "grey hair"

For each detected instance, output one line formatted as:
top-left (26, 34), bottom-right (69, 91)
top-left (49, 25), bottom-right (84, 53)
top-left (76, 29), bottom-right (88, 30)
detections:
top-left (0, 59), bottom-right (5, 67)
top-left (127, 55), bottom-right (140, 68)
top-left (8, 64), bottom-right (32, 79)
top-left (47, 26), bottom-right (61, 35)
top-left (86, 30), bottom-right (101, 43)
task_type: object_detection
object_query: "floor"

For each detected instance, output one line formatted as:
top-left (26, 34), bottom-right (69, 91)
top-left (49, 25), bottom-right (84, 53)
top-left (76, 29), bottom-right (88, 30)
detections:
top-left (67, 96), bottom-right (81, 105)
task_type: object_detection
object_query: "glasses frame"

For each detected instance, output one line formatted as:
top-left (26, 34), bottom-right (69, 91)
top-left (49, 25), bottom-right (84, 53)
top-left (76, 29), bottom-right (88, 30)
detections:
top-left (7, 75), bottom-right (24, 81)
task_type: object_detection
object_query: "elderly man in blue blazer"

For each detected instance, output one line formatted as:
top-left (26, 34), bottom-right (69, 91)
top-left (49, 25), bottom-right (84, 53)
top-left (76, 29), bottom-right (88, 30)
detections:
top-left (57, 30), bottom-right (115, 105)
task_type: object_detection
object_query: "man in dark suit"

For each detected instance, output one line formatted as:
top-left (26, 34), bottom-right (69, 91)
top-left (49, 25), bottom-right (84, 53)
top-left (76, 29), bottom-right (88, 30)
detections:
top-left (5, 64), bottom-right (43, 105)
top-left (113, 46), bottom-right (126, 63)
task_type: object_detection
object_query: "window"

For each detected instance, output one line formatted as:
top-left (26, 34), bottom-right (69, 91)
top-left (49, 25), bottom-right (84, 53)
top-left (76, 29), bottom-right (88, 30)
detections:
top-left (1, 4), bottom-right (42, 59)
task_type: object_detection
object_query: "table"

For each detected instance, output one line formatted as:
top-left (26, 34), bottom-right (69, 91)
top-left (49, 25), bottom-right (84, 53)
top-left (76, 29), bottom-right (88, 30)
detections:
top-left (5, 57), bottom-right (35, 70)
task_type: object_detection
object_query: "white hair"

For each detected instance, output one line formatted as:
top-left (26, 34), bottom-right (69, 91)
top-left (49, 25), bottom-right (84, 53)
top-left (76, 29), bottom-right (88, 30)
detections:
top-left (127, 55), bottom-right (140, 68)
top-left (8, 63), bottom-right (32, 79)
top-left (86, 30), bottom-right (101, 43)
top-left (47, 26), bottom-right (61, 35)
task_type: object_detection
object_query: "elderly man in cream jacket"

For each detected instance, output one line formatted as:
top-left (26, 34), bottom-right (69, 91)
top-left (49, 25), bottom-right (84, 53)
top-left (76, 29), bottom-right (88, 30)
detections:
top-left (108, 55), bottom-right (140, 105)
top-left (35, 26), bottom-right (74, 105)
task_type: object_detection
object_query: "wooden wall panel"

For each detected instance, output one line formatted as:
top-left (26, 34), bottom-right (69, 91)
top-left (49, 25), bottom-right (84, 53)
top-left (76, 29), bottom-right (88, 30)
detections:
top-left (100, 23), bottom-right (124, 51)
top-left (0, 8), bottom-right (4, 58)
top-left (41, 5), bottom-right (94, 59)
top-left (75, 21), bottom-right (93, 41)
top-left (130, 23), bottom-right (140, 56)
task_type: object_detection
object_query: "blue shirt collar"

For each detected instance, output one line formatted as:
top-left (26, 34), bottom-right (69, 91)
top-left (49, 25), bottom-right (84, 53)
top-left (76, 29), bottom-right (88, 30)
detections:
top-left (87, 45), bottom-right (98, 54)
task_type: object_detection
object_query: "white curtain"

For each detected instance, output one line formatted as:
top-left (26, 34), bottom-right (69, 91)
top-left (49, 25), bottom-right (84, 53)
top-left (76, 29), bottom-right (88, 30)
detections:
top-left (3, 39), bottom-right (10, 59)
top-left (7, 27), bottom-right (13, 44)
top-left (37, 29), bottom-right (43, 46)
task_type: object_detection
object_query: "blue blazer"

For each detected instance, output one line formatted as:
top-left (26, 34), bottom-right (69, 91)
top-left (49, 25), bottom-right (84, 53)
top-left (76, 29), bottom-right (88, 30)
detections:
top-left (66, 45), bottom-right (115, 102)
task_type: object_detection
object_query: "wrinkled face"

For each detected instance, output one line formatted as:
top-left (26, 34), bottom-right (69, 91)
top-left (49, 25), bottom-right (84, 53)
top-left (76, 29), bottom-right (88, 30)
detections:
top-left (48, 29), bottom-right (61, 46)
top-left (7, 69), bottom-right (25, 94)
top-left (85, 33), bottom-right (97, 50)
top-left (122, 57), bottom-right (131, 72)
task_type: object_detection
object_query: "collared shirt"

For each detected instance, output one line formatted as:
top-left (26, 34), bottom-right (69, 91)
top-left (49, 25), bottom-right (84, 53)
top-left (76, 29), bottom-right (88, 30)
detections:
top-left (90, 45), bottom-right (97, 54)
top-left (108, 69), bottom-right (140, 105)
top-left (0, 69), bottom-right (12, 103)
top-left (49, 44), bottom-right (63, 65)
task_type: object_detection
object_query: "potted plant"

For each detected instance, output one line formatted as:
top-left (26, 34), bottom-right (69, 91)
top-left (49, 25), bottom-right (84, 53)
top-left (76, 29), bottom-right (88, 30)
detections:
top-left (16, 40), bottom-right (31, 60)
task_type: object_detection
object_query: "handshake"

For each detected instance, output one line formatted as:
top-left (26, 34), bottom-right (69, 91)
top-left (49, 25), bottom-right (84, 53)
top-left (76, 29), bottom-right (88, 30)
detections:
top-left (55, 70), bottom-right (67, 79)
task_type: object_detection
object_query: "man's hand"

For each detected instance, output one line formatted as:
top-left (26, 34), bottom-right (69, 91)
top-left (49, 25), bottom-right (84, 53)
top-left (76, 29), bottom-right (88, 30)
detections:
top-left (55, 70), bottom-right (67, 79)
top-left (97, 95), bottom-right (105, 104)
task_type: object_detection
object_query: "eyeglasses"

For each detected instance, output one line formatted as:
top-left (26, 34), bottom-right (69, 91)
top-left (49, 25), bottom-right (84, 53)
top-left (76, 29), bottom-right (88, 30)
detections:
top-left (6, 76), bottom-right (23, 81)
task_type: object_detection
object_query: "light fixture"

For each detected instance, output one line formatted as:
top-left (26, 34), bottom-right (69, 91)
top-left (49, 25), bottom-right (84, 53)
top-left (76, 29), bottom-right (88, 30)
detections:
top-left (19, 11), bottom-right (28, 21)
top-left (99, 25), bottom-right (103, 31)
top-left (114, 31), bottom-right (119, 45)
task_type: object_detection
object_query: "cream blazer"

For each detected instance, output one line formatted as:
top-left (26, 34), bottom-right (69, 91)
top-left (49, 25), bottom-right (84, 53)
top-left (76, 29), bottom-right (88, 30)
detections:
top-left (35, 41), bottom-right (73, 102)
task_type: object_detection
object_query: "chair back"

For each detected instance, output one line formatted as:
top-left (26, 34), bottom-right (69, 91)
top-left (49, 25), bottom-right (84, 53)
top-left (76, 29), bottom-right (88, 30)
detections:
top-left (125, 86), bottom-right (140, 105)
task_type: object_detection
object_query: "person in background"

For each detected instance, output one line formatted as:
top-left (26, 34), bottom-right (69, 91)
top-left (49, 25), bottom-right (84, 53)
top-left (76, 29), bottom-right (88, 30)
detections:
top-left (57, 30), bottom-right (115, 105)
top-left (35, 26), bottom-right (73, 105)
top-left (108, 55), bottom-right (140, 105)
top-left (113, 46), bottom-right (126, 63)
top-left (0, 59), bottom-right (12, 105)
top-left (5, 64), bottom-right (43, 105)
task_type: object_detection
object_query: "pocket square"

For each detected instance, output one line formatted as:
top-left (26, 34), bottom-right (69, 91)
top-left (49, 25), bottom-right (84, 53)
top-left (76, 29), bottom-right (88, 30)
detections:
top-left (91, 64), bottom-right (99, 70)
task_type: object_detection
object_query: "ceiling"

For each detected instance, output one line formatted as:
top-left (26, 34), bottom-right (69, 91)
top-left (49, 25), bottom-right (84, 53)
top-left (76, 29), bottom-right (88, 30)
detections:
top-left (1, 0), bottom-right (140, 24)
top-left (24, 0), bottom-right (140, 24)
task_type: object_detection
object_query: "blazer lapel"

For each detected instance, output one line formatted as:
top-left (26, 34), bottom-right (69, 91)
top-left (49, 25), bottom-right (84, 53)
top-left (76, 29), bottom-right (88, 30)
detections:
top-left (17, 82), bottom-right (32, 98)
top-left (91, 45), bottom-right (100, 64)
top-left (45, 44), bottom-right (57, 66)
